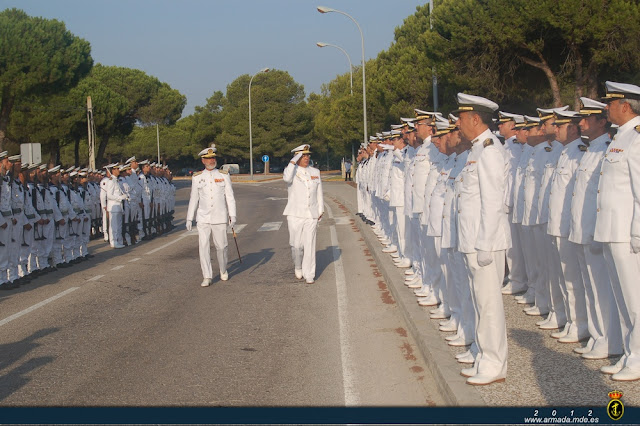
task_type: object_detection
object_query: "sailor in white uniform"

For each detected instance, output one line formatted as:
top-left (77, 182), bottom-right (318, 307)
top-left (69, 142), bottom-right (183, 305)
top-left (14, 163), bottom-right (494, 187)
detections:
top-left (186, 144), bottom-right (236, 287)
top-left (283, 144), bottom-right (324, 284)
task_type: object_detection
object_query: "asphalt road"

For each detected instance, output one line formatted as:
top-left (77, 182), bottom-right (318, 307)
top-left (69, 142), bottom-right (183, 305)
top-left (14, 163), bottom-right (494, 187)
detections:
top-left (0, 179), bottom-right (442, 406)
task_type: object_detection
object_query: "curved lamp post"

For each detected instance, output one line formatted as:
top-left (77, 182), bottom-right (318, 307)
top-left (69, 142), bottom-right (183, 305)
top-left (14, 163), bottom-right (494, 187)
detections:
top-left (249, 67), bottom-right (269, 180)
top-left (317, 42), bottom-right (353, 95)
top-left (317, 6), bottom-right (367, 147)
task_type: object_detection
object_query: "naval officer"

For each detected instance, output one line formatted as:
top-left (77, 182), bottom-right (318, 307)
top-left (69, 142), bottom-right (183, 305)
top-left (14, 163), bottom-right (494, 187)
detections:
top-left (283, 144), bottom-right (324, 284)
top-left (186, 144), bottom-right (236, 287)
top-left (454, 93), bottom-right (511, 386)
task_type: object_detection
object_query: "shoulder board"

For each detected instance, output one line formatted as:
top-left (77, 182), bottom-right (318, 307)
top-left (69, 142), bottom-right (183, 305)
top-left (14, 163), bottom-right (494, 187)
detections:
top-left (636, 125), bottom-right (640, 133)
top-left (578, 144), bottom-right (588, 152)
top-left (545, 147), bottom-right (552, 152)
top-left (483, 138), bottom-right (494, 147)
top-left (192, 171), bottom-right (203, 177)
top-left (219, 169), bottom-right (228, 175)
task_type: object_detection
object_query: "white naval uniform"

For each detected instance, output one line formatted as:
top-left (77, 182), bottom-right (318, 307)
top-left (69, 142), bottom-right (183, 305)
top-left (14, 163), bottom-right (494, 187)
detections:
top-left (0, 177), bottom-right (13, 285)
top-left (106, 176), bottom-right (127, 247)
top-left (503, 137), bottom-right (527, 291)
top-left (594, 115), bottom-right (640, 377)
top-left (569, 133), bottom-right (622, 357)
top-left (457, 128), bottom-right (510, 382)
top-left (100, 177), bottom-right (110, 241)
top-left (390, 146), bottom-right (408, 260)
top-left (187, 168), bottom-right (236, 280)
top-left (283, 162), bottom-right (323, 282)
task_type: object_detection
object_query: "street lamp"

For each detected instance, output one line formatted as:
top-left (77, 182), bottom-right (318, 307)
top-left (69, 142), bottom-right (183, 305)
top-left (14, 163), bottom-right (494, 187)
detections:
top-left (317, 42), bottom-right (353, 95)
top-left (249, 67), bottom-right (269, 180)
top-left (317, 6), bottom-right (368, 147)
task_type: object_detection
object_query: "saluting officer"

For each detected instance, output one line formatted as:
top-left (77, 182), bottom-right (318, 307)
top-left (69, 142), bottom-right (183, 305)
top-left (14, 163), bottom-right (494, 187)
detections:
top-left (283, 144), bottom-right (324, 284)
top-left (186, 144), bottom-right (236, 287)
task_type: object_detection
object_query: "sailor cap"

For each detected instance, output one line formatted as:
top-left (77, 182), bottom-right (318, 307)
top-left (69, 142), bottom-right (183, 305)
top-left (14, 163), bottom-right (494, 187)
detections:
top-left (8, 154), bottom-right (21, 162)
top-left (104, 163), bottom-right (118, 170)
top-left (537, 106), bottom-right (569, 122)
top-left (453, 93), bottom-right (499, 114)
top-left (553, 110), bottom-right (581, 124)
top-left (602, 81), bottom-right (640, 102)
top-left (198, 144), bottom-right (217, 158)
top-left (578, 97), bottom-right (607, 116)
top-left (48, 165), bottom-right (61, 173)
top-left (291, 144), bottom-right (311, 154)
top-left (125, 156), bottom-right (137, 165)
top-left (0, 151), bottom-right (8, 159)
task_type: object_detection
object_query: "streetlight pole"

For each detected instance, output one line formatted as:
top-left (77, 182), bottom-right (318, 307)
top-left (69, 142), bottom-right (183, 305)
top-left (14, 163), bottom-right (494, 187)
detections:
top-left (429, 0), bottom-right (438, 110)
top-left (317, 42), bottom-right (353, 95)
top-left (317, 6), bottom-right (368, 149)
top-left (248, 67), bottom-right (269, 181)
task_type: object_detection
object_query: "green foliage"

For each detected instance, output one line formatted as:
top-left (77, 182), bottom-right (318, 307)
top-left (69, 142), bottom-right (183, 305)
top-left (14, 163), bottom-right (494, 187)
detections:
top-left (0, 8), bottom-right (92, 148)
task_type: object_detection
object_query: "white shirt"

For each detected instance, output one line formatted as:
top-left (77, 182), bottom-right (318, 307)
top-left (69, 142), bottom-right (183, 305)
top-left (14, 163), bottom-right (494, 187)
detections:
top-left (282, 163), bottom-right (323, 219)
top-left (187, 168), bottom-right (236, 225)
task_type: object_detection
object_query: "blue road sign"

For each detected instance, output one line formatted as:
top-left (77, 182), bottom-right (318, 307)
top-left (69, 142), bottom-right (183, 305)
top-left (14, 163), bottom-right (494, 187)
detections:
top-left (262, 155), bottom-right (269, 163)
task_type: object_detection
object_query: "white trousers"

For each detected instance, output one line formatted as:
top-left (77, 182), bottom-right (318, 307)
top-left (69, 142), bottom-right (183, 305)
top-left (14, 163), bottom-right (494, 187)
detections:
top-left (450, 248), bottom-right (474, 344)
top-left (603, 243), bottom-right (640, 371)
top-left (108, 211), bottom-right (123, 247)
top-left (465, 251), bottom-right (508, 378)
top-left (532, 225), bottom-right (551, 312)
top-left (581, 245), bottom-right (622, 355)
top-left (506, 212), bottom-right (527, 287)
top-left (197, 223), bottom-right (228, 279)
top-left (519, 224), bottom-right (538, 291)
top-left (548, 237), bottom-right (568, 325)
top-left (287, 216), bottom-right (318, 282)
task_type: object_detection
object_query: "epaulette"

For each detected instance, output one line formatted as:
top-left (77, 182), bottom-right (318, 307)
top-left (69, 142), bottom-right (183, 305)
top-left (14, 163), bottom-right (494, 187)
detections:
top-left (578, 144), bottom-right (588, 152)
top-left (219, 169), bottom-right (228, 175)
top-left (545, 147), bottom-right (552, 152)
top-left (192, 171), bottom-right (203, 177)
top-left (635, 125), bottom-right (640, 133)
top-left (483, 138), bottom-right (494, 147)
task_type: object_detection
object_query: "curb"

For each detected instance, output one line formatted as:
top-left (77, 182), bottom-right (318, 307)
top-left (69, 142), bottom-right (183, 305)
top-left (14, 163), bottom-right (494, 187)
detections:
top-left (329, 190), bottom-right (486, 407)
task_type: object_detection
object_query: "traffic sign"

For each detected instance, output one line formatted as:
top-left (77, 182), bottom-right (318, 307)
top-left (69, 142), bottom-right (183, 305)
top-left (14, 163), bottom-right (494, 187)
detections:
top-left (262, 155), bottom-right (269, 163)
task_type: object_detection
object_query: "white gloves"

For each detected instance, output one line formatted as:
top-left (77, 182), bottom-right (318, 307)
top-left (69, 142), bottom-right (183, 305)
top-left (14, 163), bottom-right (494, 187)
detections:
top-left (589, 240), bottom-right (603, 255)
top-left (631, 237), bottom-right (640, 254)
top-left (477, 250), bottom-right (493, 267)
top-left (229, 216), bottom-right (236, 228)
top-left (291, 152), bottom-right (302, 164)
top-left (186, 220), bottom-right (192, 231)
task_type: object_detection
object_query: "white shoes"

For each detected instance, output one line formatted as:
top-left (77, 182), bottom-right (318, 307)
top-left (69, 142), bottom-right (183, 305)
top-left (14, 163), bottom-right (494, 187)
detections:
top-left (201, 278), bottom-right (212, 287)
top-left (295, 269), bottom-right (303, 279)
top-left (382, 245), bottom-right (397, 253)
top-left (306, 279), bottom-right (315, 284)
top-left (395, 258), bottom-right (412, 268)
top-left (113, 244), bottom-right (125, 249)
top-left (220, 271), bottom-right (229, 281)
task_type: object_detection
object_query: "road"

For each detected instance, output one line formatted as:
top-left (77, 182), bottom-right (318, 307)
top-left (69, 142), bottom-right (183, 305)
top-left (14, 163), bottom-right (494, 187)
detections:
top-left (0, 179), bottom-right (443, 406)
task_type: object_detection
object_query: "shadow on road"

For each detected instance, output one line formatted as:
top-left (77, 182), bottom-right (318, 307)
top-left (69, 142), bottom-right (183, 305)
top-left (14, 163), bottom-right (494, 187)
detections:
top-left (315, 245), bottom-right (341, 279)
top-left (227, 248), bottom-right (275, 276)
top-left (0, 327), bottom-right (58, 403)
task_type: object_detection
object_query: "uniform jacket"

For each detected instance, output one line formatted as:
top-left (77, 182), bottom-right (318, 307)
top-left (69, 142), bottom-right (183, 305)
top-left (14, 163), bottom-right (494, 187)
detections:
top-left (187, 168), bottom-right (236, 225)
top-left (389, 146), bottom-right (407, 207)
top-left (594, 116), bottom-right (640, 243)
top-left (512, 143), bottom-right (534, 224)
top-left (442, 150), bottom-right (469, 249)
top-left (106, 176), bottom-right (127, 213)
top-left (547, 138), bottom-right (587, 237)
top-left (569, 134), bottom-right (610, 245)
top-left (427, 153), bottom-right (456, 237)
top-left (456, 128), bottom-right (511, 254)
top-left (282, 163), bottom-right (323, 219)
top-left (537, 140), bottom-right (564, 225)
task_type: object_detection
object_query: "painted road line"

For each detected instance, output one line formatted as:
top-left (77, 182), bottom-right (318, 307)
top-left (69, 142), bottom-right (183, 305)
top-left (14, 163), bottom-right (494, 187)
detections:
top-left (325, 202), bottom-right (358, 406)
top-left (0, 287), bottom-right (79, 327)
top-left (145, 233), bottom-right (190, 255)
top-left (227, 224), bottom-right (247, 234)
top-left (111, 265), bottom-right (125, 271)
top-left (128, 258), bottom-right (141, 263)
top-left (87, 275), bottom-right (104, 282)
top-left (334, 217), bottom-right (351, 226)
top-left (257, 221), bottom-right (283, 232)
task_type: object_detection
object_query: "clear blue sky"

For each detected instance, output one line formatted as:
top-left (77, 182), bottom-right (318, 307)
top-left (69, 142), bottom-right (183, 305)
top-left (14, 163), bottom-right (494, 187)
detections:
top-left (1, 0), bottom-right (427, 117)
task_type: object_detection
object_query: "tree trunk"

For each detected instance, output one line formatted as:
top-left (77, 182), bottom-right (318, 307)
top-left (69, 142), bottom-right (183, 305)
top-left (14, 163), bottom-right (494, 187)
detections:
top-left (49, 139), bottom-right (60, 165)
top-left (574, 49), bottom-right (584, 110)
top-left (96, 134), bottom-right (110, 166)
top-left (0, 89), bottom-right (15, 152)
top-left (74, 137), bottom-right (80, 166)
top-left (518, 51), bottom-right (562, 107)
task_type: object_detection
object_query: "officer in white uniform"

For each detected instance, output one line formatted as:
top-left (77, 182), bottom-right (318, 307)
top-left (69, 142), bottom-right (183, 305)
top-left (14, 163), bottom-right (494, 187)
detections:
top-left (283, 144), bottom-right (324, 284)
top-left (454, 93), bottom-right (510, 386)
top-left (186, 145), bottom-right (236, 287)
top-left (105, 164), bottom-right (127, 249)
top-left (595, 81), bottom-right (640, 381)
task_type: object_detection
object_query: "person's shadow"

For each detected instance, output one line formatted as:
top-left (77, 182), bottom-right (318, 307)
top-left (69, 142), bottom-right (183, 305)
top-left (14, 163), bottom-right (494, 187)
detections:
top-left (511, 328), bottom-right (613, 406)
top-left (315, 245), bottom-right (341, 279)
top-left (227, 248), bottom-right (275, 275)
top-left (0, 328), bottom-right (58, 402)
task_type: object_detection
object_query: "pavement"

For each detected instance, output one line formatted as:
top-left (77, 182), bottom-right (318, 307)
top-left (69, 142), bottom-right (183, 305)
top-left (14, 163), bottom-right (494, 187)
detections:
top-left (324, 181), bottom-right (639, 408)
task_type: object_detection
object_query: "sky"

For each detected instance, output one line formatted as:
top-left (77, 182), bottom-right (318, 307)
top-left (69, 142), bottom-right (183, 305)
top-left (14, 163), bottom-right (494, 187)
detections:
top-left (1, 0), bottom-right (428, 117)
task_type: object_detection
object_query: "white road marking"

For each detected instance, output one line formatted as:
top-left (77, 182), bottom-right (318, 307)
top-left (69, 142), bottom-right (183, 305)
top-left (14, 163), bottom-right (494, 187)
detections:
top-left (87, 275), bottom-right (104, 281)
top-left (227, 224), bottom-right (247, 234)
top-left (334, 217), bottom-right (351, 225)
top-left (111, 265), bottom-right (125, 271)
top-left (128, 258), bottom-right (141, 263)
top-left (257, 221), bottom-right (282, 232)
top-left (324, 202), bottom-right (358, 406)
top-left (0, 287), bottom-right (79, 327)
top-left (145, 233), bottom-right (190, 255)
top-left (266, 197), bottom-right (288, 200)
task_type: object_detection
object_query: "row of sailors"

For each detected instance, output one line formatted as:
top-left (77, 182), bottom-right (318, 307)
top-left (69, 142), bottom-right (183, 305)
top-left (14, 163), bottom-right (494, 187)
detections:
top-left (100, 157), bottom-right (176, 249)
top-left (0, 155), bottom-right (175, 291)
top-left (355, 80), bottom-right (640, 385)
